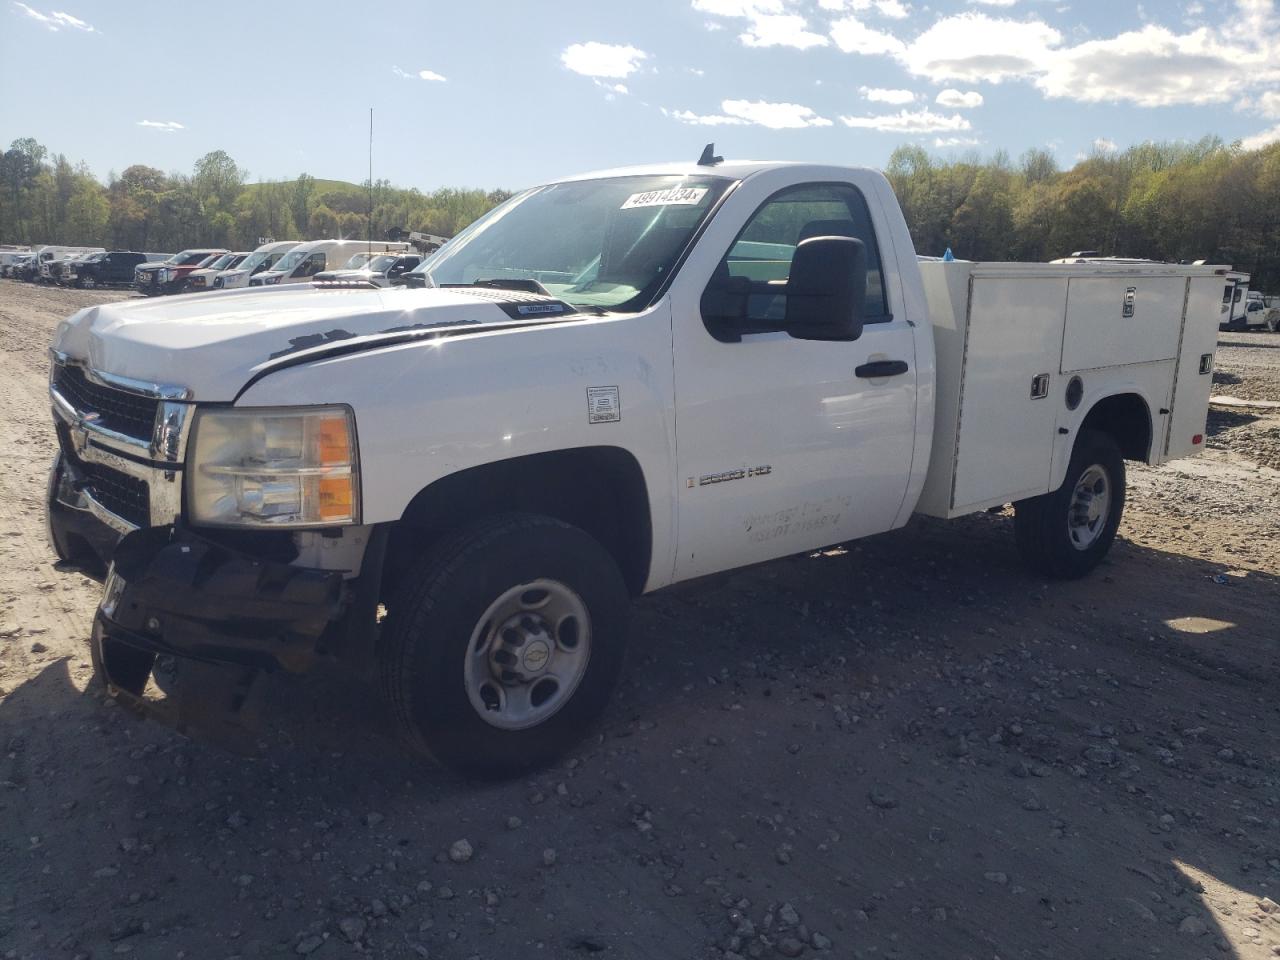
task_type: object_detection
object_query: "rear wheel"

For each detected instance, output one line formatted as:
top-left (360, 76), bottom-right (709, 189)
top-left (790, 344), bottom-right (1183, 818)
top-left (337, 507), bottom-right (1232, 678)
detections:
top-left (1015, 429), bottom-right (1125, 579)
top-left (380, 513), bottom-right (629, 779)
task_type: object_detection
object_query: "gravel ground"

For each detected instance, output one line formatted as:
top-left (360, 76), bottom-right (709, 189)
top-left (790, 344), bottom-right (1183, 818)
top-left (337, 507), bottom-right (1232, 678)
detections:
top-left (1209, 332), bottom-right (1280, 472)
top-left (2, 282), bottom-right (1280, 960)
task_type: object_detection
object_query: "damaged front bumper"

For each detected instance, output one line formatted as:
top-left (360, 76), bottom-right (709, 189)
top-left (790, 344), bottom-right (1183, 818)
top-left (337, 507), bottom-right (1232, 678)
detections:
top-left (90, 525), bottom-right (369, 741)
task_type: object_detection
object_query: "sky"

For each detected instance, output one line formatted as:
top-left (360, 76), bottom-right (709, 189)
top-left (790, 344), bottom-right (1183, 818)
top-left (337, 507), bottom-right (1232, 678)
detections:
top-left (2, 0), bottom-right (1279, 192)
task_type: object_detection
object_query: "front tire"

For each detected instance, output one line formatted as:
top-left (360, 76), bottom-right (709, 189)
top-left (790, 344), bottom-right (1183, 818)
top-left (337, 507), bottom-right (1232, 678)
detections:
top-left (1015, 429), bottom-right (1125, 579)
top-left (380, 513), bottom-right (630, 779)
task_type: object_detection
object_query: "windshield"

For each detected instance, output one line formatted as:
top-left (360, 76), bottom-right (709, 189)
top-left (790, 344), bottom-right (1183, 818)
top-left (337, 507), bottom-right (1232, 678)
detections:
top-left (237, 250), bottom-right (280, 272)
top-left (205, 253), bottom-right (236, 271)
top-left (342, 252), bottom-right (377, 269)
top-left (273, 250), bottom-right (309, 273)
top-left (364, 254), bottom-right (399, 272)
top-left (413, 174), bottom-right (733, 311)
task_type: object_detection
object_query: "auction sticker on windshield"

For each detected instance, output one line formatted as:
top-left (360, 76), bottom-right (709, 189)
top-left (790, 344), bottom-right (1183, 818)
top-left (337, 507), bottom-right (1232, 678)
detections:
top-left (621, 187), bottom-right (708, 209)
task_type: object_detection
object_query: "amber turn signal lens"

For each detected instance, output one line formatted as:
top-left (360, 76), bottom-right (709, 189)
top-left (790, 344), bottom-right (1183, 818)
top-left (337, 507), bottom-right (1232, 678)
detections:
top-left (317, 475), bottom-right (355, 522)
top-left (317, 415), bottom-right (352, 466)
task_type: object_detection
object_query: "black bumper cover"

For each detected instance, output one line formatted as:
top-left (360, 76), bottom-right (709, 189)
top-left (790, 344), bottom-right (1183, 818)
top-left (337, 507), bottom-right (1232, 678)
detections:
top-left (96, 525), bottom-right (348, 676)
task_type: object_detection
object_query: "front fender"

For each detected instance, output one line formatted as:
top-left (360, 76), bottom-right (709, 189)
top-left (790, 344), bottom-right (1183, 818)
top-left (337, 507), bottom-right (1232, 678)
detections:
top-left (235, 302), bottom-right (680, 590)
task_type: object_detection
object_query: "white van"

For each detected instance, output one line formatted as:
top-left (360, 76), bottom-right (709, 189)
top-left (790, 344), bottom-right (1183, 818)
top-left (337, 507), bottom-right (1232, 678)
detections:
top-left (214, 240), bottom-right (300, 290)
top-left (249, 239), bottom-right (409, 286)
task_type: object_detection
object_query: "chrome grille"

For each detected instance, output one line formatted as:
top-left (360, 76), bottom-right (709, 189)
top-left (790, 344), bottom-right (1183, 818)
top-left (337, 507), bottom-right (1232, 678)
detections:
top-left (55, 422), bottom-right (151, 529)
top-left (52, 365), bottom-right (159, 442)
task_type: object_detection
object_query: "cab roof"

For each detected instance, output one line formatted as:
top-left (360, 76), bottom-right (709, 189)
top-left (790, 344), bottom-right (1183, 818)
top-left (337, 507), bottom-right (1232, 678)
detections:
top-left (550, 160), bottom-right (805, 184)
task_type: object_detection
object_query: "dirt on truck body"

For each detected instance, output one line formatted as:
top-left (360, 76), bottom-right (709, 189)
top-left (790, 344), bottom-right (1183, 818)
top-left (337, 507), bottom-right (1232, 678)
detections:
top-left (2, 283), bottom-right (1280, 959)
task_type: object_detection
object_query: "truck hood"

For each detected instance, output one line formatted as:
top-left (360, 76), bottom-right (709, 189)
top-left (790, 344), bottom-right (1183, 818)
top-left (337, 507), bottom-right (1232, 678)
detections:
top-left (52, 285), bottom-right (582, 401)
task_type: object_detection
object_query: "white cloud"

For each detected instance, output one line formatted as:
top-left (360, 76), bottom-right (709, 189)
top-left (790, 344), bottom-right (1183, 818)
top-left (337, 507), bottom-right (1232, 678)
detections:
top-left (1093, 137), bottom-right (1118, 152)
top-left (1242, 123), bottom-right (1280, 149)
top-left (967, 0), bottom-right (1018, 5)
top-left (830, 15), bottom-right (906, 56)
top-left (1035, 23), bottom-right (1257, 107)
top-left (392, 65), bottom-right (447, 82)
top-left (692, 0), bottom-right (782, 14)
top-left (665, 99), bottom-right (832, 128)
top-left (561, 41), bottom-right (649, 79)
top-left (861, 86), bottom-right (915, 104)
top-left (875, 0), bottom-right (909, 18)
top-left (1252, 90), bottom-right (1280, 117)
top-left (137, 120), bottom-right (184, 132)
top-left (935, 88), bottom-right (984, 108)
top-left (663, 108), bottom-right (749, 126)
top-left (724, 99), bottom-right (833, 127)
top-left (823, 0), bottom-right (910, 14)
top-left (885, 5), bottom-right (1280, 110)
top-left (740, 12), bottom-right (828, 48)
top-left (899, 13), bottom-right (1061, 83)
top-left (694, 0), bottom-right (828, 49)
top-left (934, 136), bottom-right (983, 146)
top-left (839, 108), bottom-right (972, 132)
top-left (12, 2), bottom-right (95, 31)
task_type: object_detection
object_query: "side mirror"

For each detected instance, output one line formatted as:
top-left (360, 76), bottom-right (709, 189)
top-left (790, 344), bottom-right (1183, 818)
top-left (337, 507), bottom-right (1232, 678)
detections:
top-left (699, 274), bottom-right (752, 342)
top-left (784, 236), bottom-right (865, 342)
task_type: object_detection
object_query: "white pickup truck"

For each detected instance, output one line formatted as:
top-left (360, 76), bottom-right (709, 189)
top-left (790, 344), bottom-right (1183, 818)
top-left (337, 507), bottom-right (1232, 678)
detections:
top-left (46, 155), bottom-right (1228, 777)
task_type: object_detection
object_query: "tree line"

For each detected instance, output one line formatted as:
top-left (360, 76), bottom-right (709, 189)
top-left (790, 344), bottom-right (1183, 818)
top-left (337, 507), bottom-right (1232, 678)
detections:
top-left (0, 137), bottom-right (512, 253)
top-left (2, 134), bottom-right (1278, 290)
top-left (887, 136), bottom-right (1280, 292)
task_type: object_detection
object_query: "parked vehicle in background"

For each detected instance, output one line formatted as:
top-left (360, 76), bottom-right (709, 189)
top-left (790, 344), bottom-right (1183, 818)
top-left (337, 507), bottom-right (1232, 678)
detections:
top-left (249, 239), bottom-right (409, 286)
top-left (65, 251), bottom-right (155, 289)
top-left (0, 250), bottom-right (32, 276)
top-left (1, 253), bottom-right (34, 278)
top-left (313, 252), bottom-right (423, 287)
top-left (13, 256), bottom-right (39, 281)
top-left (1219, 273), bottom-right (1251, 330)
top-left (134, 249), bottom-right (228, 296)
top-left (213, 240), bottom-right (299, 289)
top-left (52, 251), bottom-right (104, 286)
top-left (49, 157), bottom-right (1232, 777)
top-left (33, 246), bottom-right (103, 283)
top-left (185, 252), bottom-right (248, 292)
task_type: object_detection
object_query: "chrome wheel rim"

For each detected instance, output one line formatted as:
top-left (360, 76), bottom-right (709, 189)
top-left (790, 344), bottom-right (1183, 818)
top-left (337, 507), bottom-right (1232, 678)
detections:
top-left (463, 579), bottom-right (591, 730)
top-left (1067, 464), bottom-right (1110, 551)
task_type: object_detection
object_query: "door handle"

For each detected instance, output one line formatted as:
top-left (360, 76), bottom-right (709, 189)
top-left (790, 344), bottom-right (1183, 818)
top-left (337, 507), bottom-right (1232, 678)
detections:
top-left (855, 359), bottom-right (909, 379)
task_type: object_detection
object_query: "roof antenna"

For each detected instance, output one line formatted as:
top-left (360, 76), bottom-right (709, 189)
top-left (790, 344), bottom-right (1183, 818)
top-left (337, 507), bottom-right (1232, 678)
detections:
top-left (697, 142), bottom-right (723, 166)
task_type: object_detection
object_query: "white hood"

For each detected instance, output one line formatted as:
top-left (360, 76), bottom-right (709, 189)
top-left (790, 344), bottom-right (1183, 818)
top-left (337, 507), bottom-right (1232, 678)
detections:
top-left (52, 285), bottom-right (579, 401)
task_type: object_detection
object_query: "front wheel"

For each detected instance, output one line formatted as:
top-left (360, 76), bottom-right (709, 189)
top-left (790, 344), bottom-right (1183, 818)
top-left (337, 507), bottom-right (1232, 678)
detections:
top-left (380, 513), bottom-right (630, 779)
top-left (1014, 430), bottom-right (1125, 579)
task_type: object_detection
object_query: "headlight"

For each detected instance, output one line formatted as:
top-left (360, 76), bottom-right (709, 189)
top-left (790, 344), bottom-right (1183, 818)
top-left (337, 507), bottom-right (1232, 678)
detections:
top-left (265, 274), bottom-right (281, 285)
top-left (187, 406), bottom-right (360, 527)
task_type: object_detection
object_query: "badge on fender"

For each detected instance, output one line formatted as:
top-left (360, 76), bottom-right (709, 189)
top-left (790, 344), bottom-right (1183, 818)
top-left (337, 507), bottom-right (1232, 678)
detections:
top-left (587, 386), bottom-right (620, 424)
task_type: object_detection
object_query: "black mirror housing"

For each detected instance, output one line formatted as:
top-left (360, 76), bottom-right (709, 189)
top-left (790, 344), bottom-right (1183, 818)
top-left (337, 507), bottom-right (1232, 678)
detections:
top-left (785, 236), bottom-right (866, 342)
top-left (700, 274), bottom-right (753, 342)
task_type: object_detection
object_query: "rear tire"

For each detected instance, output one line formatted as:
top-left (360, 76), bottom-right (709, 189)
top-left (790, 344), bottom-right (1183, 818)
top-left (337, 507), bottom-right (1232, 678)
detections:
top-left (380, 513), bottom-right (630, 779)
top-left (1015, 429), bottom-right (1125, 579)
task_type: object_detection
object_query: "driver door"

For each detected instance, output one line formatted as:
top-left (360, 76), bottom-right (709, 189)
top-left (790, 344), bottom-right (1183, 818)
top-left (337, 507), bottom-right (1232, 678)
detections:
top-left (670, 179), bottom-right (918, 582)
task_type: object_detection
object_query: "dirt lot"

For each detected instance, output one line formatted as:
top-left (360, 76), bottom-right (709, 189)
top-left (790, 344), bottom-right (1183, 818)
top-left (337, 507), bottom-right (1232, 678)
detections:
top-left (2, 283), bottom-right (1279, 960)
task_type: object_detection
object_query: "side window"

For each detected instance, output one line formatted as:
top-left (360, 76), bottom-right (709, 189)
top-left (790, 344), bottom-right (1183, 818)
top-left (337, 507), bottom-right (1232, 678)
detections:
top-left (714, 182), bottom-right (890, 328)
top-left (298, 252), bottom-right (326, 277)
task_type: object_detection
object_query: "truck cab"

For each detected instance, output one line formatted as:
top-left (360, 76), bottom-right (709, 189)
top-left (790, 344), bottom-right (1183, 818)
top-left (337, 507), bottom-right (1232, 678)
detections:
top-left (134, 249), bottom-right (229, 295)
top-left (47, 157), bottom-right (1230, 778)
top-left (185, 252), bottom-right (249, 292)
